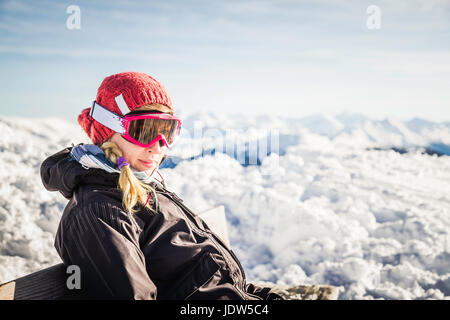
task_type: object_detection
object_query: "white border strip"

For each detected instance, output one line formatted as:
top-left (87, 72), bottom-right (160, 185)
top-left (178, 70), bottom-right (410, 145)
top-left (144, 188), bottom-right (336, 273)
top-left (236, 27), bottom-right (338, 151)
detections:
top-left (115, 94), bottom-right (130, 115)
top-left (90, 101), bottom-right (125, 134)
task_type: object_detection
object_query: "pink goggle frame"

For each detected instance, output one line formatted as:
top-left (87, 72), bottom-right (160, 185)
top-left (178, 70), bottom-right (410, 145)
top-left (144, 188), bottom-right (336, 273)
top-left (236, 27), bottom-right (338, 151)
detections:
top-left (90, 101), bottom-right (182, 149)
top-left (121, 113), bottom-right (182, 148)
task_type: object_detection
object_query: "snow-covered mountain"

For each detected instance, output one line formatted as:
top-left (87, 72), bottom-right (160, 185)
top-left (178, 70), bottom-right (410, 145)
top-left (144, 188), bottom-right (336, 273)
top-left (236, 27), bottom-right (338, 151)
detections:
top-left (167, 112), bottom-right (450, 167)
top-left (0, 113), bottom-right (449, 300)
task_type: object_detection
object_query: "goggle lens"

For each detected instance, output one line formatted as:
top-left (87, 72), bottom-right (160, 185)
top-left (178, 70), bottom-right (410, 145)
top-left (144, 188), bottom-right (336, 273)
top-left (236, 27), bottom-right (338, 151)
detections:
top-left (128, 118), bottom-right (179, 146)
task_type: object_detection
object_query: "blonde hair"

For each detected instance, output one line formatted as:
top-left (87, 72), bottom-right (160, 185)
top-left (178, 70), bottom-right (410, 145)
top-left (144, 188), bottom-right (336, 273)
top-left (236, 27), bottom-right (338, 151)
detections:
top-left (100, 103), bottom-right (173, 214)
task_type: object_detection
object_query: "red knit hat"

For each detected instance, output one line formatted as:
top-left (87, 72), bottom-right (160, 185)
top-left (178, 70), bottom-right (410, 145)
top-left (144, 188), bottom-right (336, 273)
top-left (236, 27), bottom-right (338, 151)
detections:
top-left (78, 72), bottom-right (174, 145)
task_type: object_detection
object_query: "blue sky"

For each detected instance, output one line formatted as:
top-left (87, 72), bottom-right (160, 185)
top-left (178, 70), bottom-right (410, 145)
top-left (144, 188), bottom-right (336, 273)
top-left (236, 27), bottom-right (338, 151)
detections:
top-left (0, 0), bottom-right (449, 122)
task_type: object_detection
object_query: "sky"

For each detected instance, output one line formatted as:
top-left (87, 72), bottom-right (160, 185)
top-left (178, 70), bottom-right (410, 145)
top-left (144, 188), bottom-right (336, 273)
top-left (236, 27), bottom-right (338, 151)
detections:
top-left (0, 0), bottom-right (449, 122)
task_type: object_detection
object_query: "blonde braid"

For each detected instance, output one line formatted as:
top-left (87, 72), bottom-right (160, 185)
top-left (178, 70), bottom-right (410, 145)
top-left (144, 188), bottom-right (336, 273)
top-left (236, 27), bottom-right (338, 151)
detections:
top-left (100, 141), bottom-right (158, 215)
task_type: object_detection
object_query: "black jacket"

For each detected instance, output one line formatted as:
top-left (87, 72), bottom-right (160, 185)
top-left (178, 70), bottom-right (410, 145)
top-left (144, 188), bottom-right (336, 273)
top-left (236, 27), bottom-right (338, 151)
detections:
top-left (40, 146), bottom-right (281, 300)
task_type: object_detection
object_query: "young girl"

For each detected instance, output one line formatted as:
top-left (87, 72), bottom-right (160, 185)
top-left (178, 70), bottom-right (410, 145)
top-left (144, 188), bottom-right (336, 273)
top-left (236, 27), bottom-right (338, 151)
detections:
top-left (40, 72), bottom-right (283, 300)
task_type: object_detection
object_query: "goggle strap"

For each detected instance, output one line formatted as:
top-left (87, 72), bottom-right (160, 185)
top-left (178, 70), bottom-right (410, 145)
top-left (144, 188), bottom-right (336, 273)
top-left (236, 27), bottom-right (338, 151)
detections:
top-left (115, 94), bottom-right (131, 115)
top-left (90, 101), bottom-right (126, 135)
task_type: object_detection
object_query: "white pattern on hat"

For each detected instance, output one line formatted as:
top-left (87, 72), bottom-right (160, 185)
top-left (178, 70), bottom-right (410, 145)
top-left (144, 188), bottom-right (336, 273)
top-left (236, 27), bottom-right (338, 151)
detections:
top-left (115, 94), bottom-right (130, 115)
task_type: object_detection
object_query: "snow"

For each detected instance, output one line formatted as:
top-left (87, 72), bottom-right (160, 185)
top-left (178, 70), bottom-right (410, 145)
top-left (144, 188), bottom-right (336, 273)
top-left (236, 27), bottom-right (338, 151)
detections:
top-left (0, 116), bottom-right (90, 282)
top-left (0, 112), bottom-right (449, 300)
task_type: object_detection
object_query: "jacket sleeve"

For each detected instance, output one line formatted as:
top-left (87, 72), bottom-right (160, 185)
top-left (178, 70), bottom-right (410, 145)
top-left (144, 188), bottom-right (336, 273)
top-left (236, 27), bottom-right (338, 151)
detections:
top-left (245, 283), bottom-right (284, 300)
top-left (55, 201), bottom-right (157, 300)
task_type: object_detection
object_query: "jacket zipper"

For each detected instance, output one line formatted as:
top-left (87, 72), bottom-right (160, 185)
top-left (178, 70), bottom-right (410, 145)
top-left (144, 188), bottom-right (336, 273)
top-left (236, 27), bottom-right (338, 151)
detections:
top-left (159, 189), bottom-right (262, 300)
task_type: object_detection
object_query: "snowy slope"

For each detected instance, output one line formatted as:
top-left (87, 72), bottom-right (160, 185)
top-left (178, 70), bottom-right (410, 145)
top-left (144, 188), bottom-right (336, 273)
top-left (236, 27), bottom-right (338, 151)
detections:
top-left (172, 112), bottom-right (450, 160)
top-left (0, 113), bottom-right (449, 300)
top-left (0, 116), bottom-right (90, 282)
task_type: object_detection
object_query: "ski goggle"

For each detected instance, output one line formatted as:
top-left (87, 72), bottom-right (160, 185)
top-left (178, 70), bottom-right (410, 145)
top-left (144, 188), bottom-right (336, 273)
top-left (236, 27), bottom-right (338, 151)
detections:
top-left (90, 101), bottom-right (182, 148)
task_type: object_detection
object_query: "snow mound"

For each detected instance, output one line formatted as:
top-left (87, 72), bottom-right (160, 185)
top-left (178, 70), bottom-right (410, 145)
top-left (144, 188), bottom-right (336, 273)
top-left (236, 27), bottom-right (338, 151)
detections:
top-left (0, 116), bottom-right (89, 282)
top-left (1, 113), bottom-right (449, 300)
